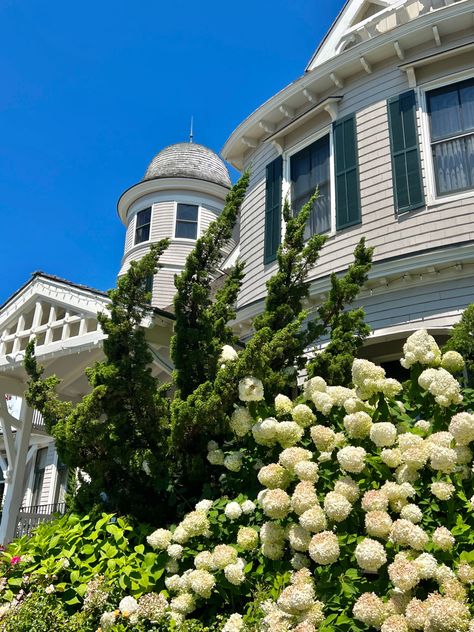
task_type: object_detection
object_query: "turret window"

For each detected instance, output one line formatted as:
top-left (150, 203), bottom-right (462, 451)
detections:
top-left (427, 77), bottom-right (474, 196)
top-left (135, 207), bottom-right (152, 244)
top-left (175, 203), bottom-right (198, 239)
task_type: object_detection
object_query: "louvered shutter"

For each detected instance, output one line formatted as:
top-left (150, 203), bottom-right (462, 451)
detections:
top-left (264, 156), bottom-right (283, 263)
top-left (387, 91), bottom-right (424, 213)
top-left (334, 114), bottom-right (361, 230)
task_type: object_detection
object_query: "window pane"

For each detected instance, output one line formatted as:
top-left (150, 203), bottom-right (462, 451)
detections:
top-left (136, 208), bottom-right (151, 227)
top-left (176, 220), bottom-right (197, 239)
top-left (461, 83), bottom-right (474, 132)
top-left (177, 203), bottom-right (198, 221)
top-left (135, 224), bottom-right (150, 244)
top-left (291, 135), bottom-right (330, 235)
top-left (432, 136), bottom-right (473, 195)
top-left (429, 88), bottom-right (462, 140)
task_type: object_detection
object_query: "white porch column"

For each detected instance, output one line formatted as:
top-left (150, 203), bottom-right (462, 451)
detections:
top-left (0, 398), bottom-right (33, 544)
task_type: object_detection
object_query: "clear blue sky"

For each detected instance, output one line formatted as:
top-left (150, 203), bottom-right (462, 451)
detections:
top-left (1, 0), bottom-right (342, 305)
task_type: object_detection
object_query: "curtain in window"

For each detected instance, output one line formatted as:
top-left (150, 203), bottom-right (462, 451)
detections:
top-left (291, 135), bottom-right (330, 237)
top-left (433, 138), bottom-right (470, 195)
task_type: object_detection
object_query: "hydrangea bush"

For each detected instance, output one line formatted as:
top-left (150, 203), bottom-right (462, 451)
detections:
top-left (4, 329), bottom-right (474, 631)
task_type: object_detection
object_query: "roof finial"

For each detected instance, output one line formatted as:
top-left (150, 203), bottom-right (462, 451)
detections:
top-left (189, 116), bottom-right (194, 143)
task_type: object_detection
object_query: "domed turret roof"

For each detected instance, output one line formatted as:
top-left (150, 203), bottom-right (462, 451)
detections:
top-left (143, 142), bottom-right (231, 188)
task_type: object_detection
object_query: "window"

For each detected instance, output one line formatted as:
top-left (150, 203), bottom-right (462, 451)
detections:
top-left (175, 203), bottom-right (198, 239)
top-left (427, 77), bottom-right (474, 196)
top-left (143, 274), bottom-right (153, 303)
top-left (290, 135), bottom-right (331, 238)
top-left (135, 207), bottom-right (151, 244)
top-left (264, 156), bottom-right (282, 263)
top-left (31, 447), bottom-right (48, 507)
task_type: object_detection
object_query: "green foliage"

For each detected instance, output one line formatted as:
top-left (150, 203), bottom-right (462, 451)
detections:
top-left (444, 303), bottom-right (474, 380)
top-left (171, 173), bottom-right (249, 397)
top-left (25, 242), bottom-right (172, 522)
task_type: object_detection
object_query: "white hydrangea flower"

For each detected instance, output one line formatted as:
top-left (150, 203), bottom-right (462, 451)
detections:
top-left (241, 499), bottom-right (256, 514)
top-left (310, 425), bottom-right (337, 452)
top-left (424, 597), bottom-right (470, 632)
top-left (361, 490), bottom-right (389, 512)
top-left (291, 481), bottom-right (319, 515)
top-left (147, 528), bottom-right (172, 550)
top-left (230, 407), bottom-right (253, 437)
top-left (287, 524), bottom-right (311, 553)
top-left (294, 460), bottom-right (319, 483)
top-left (353, 592), bottom-right (387, 628)
top-left (381, 448), bottom-right (403, 468)
top-left (258, 463), bottom-right (290, 489)
top-left (119, 595), bottom-right (139, 615)
top-left (252, 417), bottom-right (279, 446)
top-left (404, 598), bottom-right (427, 630)
top-left (167, 544), bottom-right (184, 559)
top-left (262, 488), bottom-right (291, 519)
top-left (312, 391), bottom-right (334, 415)
top-left (388, 558), bottom-right (420, 591)
top-left (323, 491), bottom-right (352, 523)
top-left (279, 447), bottom-right (313, 472)
top-left (260, 521), bottom-right (286, 545)
top-left (399, 503), bottom-right (423, 524)
top-left (328, 386), bottom-right (355, 407)
top-left (195, 499), bottom-right (213, 513)
top-left (337, 446), bottom-right (366, 474)
top-left (352, 358), bottom-right (386, 400)
top-left (400, 329), bottom-right (441, 369)
top-left (276, 421), bottom-right (304, 448)
top-left (291, 552), bottom-right (310, 570)
top-left (299, 505), bottom-right (327, 533)
top-left (382, 378), bottom-right (403, 399)
top-left (277, 581), bottom-right (315, 615)
top-left (219, 345), bottom-right (238, 365)
top-left (429, 445), bottom-right (457, 474)
top-left (355, 538), bottom-right (387, 573)
top-left (224, 452), bottom-right (243, 472)
top-left (179, 510), bottom-right (210, 539)
top-left (381, 614), bottom-right (409, 632)
top-left (237, 527), bottom-right (259, 550)
top-left (292, 404), bottom-right (316, 427)
top-left (414, 419), bottom-right (431, 433)
top-left (370, 422), bottom-right (398, 447)
top-left (100, 611), bottom-right (117, 631)
top-left (390, 519), bottom-right (428, 550)
top-left (430, 481), bottom-right (455, 500)
top-left (224, 558), bottom-right (246, 585)
top-left (212, 544), bottom-right (238, 569)
top-left (166, 559), bottom-right (179, 574)
top-left (275, 394), bottom-right (294, 415)
top-left (238, 376), bottom-right (264, 402)
top-left (343, 411), bottom-right (372, 439)
top-left (188, 569), bottom-right (216, 598)
top-left (207, 440), bottom-right (219, 451)
top-left (334, 476), bottom-right (360, 503)
top-left (207, 449), bottom-right (225, 466)
top-left (365, 510), bottom-right (393, 539)
top-left (303, 376), bottom-right (327, 400)
top-left (194, 550), bottom-right (215, 571)
top-left (414, 552), bottom-right (438, 579)
top-left (441, 350), bottom-right (465, 373)
top-left (308, 531), bottom-right (340, 565)
top-left (449, 412), bottom-right (474, 446)
top-left (457, 562), bottom-right (474, 584)
top-left (222, 613), bottom-right (244, 632)
top-left (225, 501), bottom-right (243, 521)
top-left (432, 526), bottom-right (455, 551)
top-left (418, 367), bottom-right (462, 407)
top-left (170, 592), bottom-right (196, 614)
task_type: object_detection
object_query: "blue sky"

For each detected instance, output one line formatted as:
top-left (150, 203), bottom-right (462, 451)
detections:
top-left (1, 0), bottom-right (343, 305)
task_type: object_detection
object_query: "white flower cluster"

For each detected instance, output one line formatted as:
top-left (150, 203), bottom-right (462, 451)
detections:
top-left (352, 359), bottom-right (401, 400)
top-left (418, 367), bottom-right (462, 407)
top-left (400, 329), bottom-right (442, 369)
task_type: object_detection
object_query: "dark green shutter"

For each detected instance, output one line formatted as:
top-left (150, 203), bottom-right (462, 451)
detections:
top-left (333, 114), bottom-right (361, 230)
top-left (387, 91), bottom-right (424, 213)
top-left (264, 156), bottom-right (282, 263)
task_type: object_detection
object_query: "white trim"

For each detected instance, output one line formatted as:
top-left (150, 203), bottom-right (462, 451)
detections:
top-left (417, 70), bottom-right (474, 207)
top-left (283, 124), bottom-right (336, 237)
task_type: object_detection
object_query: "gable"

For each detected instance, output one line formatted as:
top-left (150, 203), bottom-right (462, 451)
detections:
top-left (306, 0), bottom-right (415, 70)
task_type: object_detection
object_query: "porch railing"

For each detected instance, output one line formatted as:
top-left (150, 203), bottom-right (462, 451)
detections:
top-left (15, 502), bottom-right (66, 538)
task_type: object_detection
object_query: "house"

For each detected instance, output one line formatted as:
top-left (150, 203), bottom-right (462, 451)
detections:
top-left (0, 0), bottom-right (473, 542)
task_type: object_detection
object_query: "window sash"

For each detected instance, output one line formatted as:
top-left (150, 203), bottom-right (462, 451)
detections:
top-left (135, 208), bottom-right (151, 244)
top-left (290, 135), bottom-right (331, 236)
top-left (175, 204), bottom-right (198, 239)
top-left (427, 78), bottom-right (474, 196)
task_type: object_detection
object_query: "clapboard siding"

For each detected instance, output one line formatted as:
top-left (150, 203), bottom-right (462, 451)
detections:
top-left (356, 276), bottom-right (474, 333)
top-left (154, 269), bottom-right (177, 310)
top-left (151, 201), bottom-right (175, 241)
top-left (40, 443), bottom-right (56, 506)
top-left (124, 220), bottom-right (134, 254)
top-left (236, 31), bottom-right (474, 309)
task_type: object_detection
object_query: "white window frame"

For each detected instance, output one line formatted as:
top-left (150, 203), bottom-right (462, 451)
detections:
top-left (282, 124), bottom-right (337, 238)
top-left (417, 69), bottom-right (474, 207)
top-left (133, 206), bottom-right (153, 245)
top-left (172, 201), bottom-right (201, 242)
